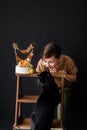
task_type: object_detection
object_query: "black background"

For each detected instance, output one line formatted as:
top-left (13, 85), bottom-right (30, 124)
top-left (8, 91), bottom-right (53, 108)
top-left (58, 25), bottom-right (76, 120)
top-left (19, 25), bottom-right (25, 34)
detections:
top-left (0, 0), bottom-right (87, 130)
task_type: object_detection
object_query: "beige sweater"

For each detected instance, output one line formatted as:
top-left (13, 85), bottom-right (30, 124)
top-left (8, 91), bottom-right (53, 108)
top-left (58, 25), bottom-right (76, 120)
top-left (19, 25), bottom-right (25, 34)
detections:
top-left (36, 55), bottom-right (78, 87)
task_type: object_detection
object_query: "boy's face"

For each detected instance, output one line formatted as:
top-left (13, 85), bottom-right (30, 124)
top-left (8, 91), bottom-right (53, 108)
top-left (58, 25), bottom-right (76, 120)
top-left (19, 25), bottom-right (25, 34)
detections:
top-left (43, 56), bottom-right (59, 71)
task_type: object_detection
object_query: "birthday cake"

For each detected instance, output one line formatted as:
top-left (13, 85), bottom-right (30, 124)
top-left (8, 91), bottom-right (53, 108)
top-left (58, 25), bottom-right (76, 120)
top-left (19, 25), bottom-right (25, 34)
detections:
top-left (15, 65), bottom-right (34, 74)
top-left (12, 42), bottom-right (35, 74)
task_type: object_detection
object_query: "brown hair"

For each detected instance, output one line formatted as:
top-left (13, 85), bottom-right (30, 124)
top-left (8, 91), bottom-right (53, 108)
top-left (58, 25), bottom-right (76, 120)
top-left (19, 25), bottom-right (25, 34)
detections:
top-left (41, 42), bottom-right (61, 59)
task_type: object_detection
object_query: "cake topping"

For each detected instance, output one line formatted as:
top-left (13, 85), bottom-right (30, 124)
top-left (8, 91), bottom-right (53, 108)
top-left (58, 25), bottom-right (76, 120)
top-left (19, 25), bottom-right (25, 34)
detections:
top-left (12, 41), bottom-right (35, 74)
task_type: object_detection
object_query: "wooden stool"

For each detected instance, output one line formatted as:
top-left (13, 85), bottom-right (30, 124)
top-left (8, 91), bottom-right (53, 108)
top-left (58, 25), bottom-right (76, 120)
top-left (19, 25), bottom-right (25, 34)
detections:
top-left (13, 73), bottom-right (64, 130)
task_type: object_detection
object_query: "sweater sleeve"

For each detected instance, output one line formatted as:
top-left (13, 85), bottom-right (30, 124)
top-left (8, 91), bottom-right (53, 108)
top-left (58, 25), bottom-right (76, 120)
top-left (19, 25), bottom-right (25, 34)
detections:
top-left (36, 59), bottom-right (46, 73)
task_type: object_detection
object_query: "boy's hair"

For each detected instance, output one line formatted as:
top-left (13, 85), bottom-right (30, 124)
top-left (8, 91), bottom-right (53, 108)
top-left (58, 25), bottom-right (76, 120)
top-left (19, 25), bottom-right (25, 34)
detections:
top-left (41, 42), bottom-right (61, 59)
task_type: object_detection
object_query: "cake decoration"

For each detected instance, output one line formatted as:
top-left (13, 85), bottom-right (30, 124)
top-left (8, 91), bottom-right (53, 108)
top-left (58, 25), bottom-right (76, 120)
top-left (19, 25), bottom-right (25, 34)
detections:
top-left (12, 41), bottom-right (35, 74)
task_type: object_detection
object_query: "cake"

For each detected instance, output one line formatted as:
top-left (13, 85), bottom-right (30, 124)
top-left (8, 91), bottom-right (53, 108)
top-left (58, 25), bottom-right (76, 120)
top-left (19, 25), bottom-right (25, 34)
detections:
top-left (15, 65), bottom-right (34, 74)
top-left (12, 42), bottom-right (35, 74)
top-left (15, 56), bottom-right (35, 74)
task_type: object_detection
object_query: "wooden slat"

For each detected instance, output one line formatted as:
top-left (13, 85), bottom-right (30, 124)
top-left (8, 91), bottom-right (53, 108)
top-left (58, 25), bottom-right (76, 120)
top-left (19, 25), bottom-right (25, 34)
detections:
top-left (17, 95), bottom-right (39, 103)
